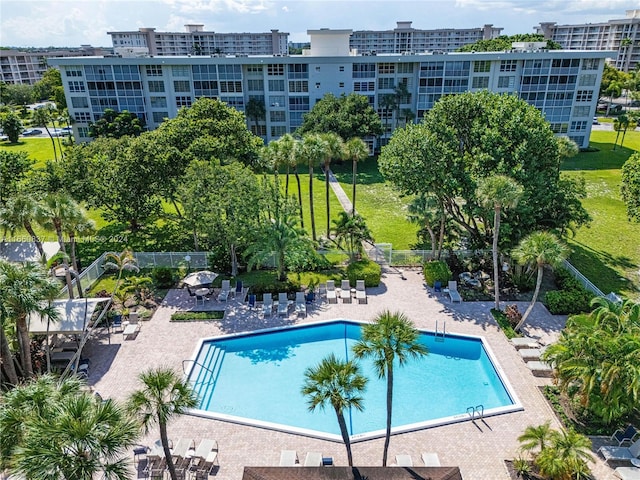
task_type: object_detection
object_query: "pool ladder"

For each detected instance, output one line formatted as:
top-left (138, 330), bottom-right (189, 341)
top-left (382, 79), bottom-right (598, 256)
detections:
top-left (467, 404), bottom-right (484, 423)
top-left (435, 320), bottom-right (446, 342)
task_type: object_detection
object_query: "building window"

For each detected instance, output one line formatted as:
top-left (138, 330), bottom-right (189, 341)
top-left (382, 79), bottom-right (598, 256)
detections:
top-left (176, 96), bottom-right (192, 108)
top-left (339, 82), bottom-right (344, 88)
top-left (579, 74), bottom-right (596, 87)
top-left (575, 90), bottom-right (593, 102)
top-left (288, 80), bottom-right (308, 93)
top-left (378, 77), bottom-right (395, 90)
top-left (549, 122), bottom-right (568, 133)
top-left (173, 80), bottom-right (191, 92)
top-left (271, 125), bottom-right (287, 137)
top-left (150, 96), bottom-right (167, 108)
top-left (288, 64), bottom-right (308, 79)
top-left (68, 81), bottom-right (85, 92)
top-left (220, 96), bottom-right (244, 109)
top-left (171, 66), bottom-right (190, 77)
top-left (352, 63), bottom-right (376, 78)
top-left (267, 64), bottom-right (285, 76)
top-left (247, 79), bottom-right (263, 91)
top-left (251, 124), bottom-right (267, 136)
top-left (339, 66), bottom-right (345, 72)
top-left (77, 127), bottom-right (90, 138)
top-left (354, 81), bottom-right (375, 92)
top-left (288, 96), bottom-right (309, 111)
top-left (71, 96), bottom-right (89, 108)
top-left (472, 76), bottom-right (489, 89)
top-left (473, 61), bottom-right (491, 73)
top-left (498, 76), bottom-right (515, 89)
top-left (148, 80), bottom-right (165, 92)
top-left (74, 111), bottom-right (91, 122)
top-left (269, 95), bottom-right (285, 107)
top-left (145, 65), bottom-right (163, 76)
top-left (573, 106), bottom-right (590, 117)
top-left (220, 81), bottom-right (243, 93)
top-left (378, 63), bottom-right (395, 74)
top-left (315, 82), bottom-right (320, 89)
top-left (246, 65), bottom-right (263, 73)
top-left (65, 69), bottom-right (83, 77)
top-left (270, 110), bottom-right (286, 122)
top-left (397, 63), bottom-right (413, 74)
top-left (315, 66), bottom-right (321, 72)
top-left (268, 79), bottom-right (285, 91)
top-left (582, 58), bottom-right (599, 70)
top-left (570, 120), bottom-right (587, 131)
top-left (500, 60), bottom-right (517, 72)
top-left (152, 111), bottom-right (168, 123)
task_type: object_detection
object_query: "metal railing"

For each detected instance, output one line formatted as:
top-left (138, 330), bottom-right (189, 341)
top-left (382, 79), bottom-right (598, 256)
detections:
top-left (562, 260), bottom-right (605, 297)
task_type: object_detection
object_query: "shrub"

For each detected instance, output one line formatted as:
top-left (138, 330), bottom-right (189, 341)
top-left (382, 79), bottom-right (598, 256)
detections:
top-left (346, 259), bottom-right (381, 287)
top-left (171, 311), bottom-right (224, 322)
top-left (286, 243), bottom-right (332, 272)
top-left (248, 278), bottom-right (302, 298)
top-left (544, 289), bottom-right (594, 315)
top-left (422, 260), bottom-right (452, 287)
top-left (151, 267), bottom-right (175, 289)
top-left (491, 308), bottom-right (518, 339)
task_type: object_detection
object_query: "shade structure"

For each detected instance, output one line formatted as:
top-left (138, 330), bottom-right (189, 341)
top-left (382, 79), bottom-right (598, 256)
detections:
top-left (28, 298), bottom-right (110, 334)
top-left (183, 270), bottom-right (219, 287)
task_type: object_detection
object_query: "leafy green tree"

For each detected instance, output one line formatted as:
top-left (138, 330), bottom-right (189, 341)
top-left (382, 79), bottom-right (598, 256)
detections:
top-left (0, 260), bottom-right (60, 380)
top-left (1, 83), bottom-right (34, 106)
top-left (407, 194), bottom-right (446, 259)
top-left (512, 231), bottom-right (569, 331)
top-left (0, 194), bottom-right (45, 259)
top-left (621, 152), bottom-right (640, 222)
top-left (543, 297), bottom-right (640, 424)
top-left (0, 109), bottom-right (23, 143)
top-left (476, 175), bottom-right (523, 310)
top-left (63, 205), bottom-right (95, 297)
top-left (297, 92), bottom-right (383, 140)
top-left (332, 211), bottom-right (374, 262)
top-left (0, 150), bottom-right (33, 206)
top-left (245, 97), bottom-right (266, 136)
top-left (457, 33), bottom-right (561, 52)
top-left (352, 310), bottom-right (427, 466)
top-left (320, 132), bottom-right (343, 238)
top-left (128, 367), bottom-right (198, 480)
top-left (343, 137), bottom-right (369, 215)
top-left (599, 63), bottom-right (627, 102)
top-left (302, 353), bottom-right (368, 466)
top-left (613, 114), bottom-right (636, 150)
top-left (89, 108), bottom-right (144, 139)
top-left (379, 91), bottom-right (589, 249)
top-left (32, 104), bottom-right (60, 161)
top-left (32, 68), bottom-right (65, 109)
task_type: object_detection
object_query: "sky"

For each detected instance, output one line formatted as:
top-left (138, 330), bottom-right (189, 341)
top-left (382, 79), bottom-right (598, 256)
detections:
top-left (1, 0), bottom-right (639, 48)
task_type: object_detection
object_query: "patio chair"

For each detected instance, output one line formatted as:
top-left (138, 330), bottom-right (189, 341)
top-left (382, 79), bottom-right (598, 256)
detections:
top-left (278, 292), bottom-right (289, 316)
top-left (599, 438), bottom-right (640, 465)
top-left (421, 452), bottom-right (441, 466)
top-left (434, 281), bottom-right (442, 293)
top-left (326, 280), bottom-right (337, 304)
top-left (233, 280), bottom-right (243, 299)
top-left (295, 292), bottom-right (307, 317)
top-left (340, 279), bottom-right (352, 303)
top-left (190, 439), bottom-right (218, 471)
top-left (262, 293), bottom-right (273, 318)
top-left (356, 279), bottom-right (367, 304)
top-left (110, 315), bottom-right (123, 333)
top-left (614, 467), bottom-right (640, 480)
top-left (247, 294), bottom-right (256, 310)
top-left (304, 452), bottom-right (323, 466)
top-left (448, 281), bottom-right (462, 303)
top-left (612, 425), bottom-right (639, 446)
top-left (280, 450), bottom-right (298, 466)
top-left (122, 320), bottom-right (140, 340)
top-left (217, 280), bottom-right (230, 302)
top-left (145, 456), bottom-right (166, 480)
top-left (394, 454), bottom-right (413, 466)
top-left (318, 283), bottom-right (327, 299)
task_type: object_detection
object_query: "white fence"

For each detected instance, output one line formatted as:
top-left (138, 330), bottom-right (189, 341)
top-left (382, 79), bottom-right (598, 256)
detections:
top-left (562, 260), bottom-right (606, 297)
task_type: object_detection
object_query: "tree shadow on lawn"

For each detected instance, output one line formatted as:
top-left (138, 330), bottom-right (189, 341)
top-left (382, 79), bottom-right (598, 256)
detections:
top-left (568, 241), bottom-right (637, 295)
top-left (562, 141), bottom-right (634, 171)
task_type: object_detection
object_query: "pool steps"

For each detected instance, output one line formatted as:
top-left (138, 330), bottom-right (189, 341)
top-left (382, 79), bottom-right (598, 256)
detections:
top-left (188, 346), bottom-right (227, 410)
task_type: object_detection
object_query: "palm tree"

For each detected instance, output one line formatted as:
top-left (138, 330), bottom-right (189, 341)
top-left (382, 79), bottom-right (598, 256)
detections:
top-left (343, 137), bottom-right (369, 215)
top-left (476, 176), bottom-right (523, 311)
top-left (535, 428), bottom-right (592, 480)
top-left (0, 194), bottom-right (46, 259)
top-left (291, 138), bottom-right (306, 229)
top-left (512, 231), bottom-right (569, 332)
top-left (407, 194), bottom-right (446, 260)
top-left (613, 114), bottom-right (629, 150)
top-left (32, 105), bottom-right (58, 161)
top-left (352, 310), bottom-right (427, 466)
top-left (37, 193), bottom-right (82, 298)
top-left (63, 206), bottom-right (95, 298)
top-left (103, 249), bottom-right (140, 310)
top-left (518, 421), bottom-right (552, 454)
top-left (13, 393), bottom-right (139, 480)
top-left (332, 211), bottom-right (374, 262)
top-left (278, 133), bottom-right (296, 197)
top-left (299, 133), bottom-right (328, 242)
top-left (0, 260), bottom-right (60, 379)
top-left (302, 354), bottom-right (367, 467)
top-left (320, 132), bottom-right (343, 238)
top-left (128, 367), bottom-right (198, 480)
top-left (245, 97), bottom-right (266, 137)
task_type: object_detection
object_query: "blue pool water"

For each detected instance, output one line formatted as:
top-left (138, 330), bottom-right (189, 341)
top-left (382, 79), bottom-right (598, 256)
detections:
top-left (187, 320), bottom-right (517, 438)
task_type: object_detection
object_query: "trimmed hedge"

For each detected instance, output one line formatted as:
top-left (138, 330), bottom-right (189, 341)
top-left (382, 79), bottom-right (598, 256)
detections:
top-left (170, 311), bottom-right (224, 322)
top-left (422, 260), bottom-right (451, 287)
top-left (248, 278), bottom-right (302, 298)
top-left (543, 267), bottom-right (595, 315)
top-left (346, 260), bottom-right (381, 288)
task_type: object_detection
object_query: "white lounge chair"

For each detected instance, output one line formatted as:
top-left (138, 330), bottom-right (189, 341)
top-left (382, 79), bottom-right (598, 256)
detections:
top-left (326, 280), bottom-right (337, 304)
top-left (304, 451), bottom-right (323, 466)
top-left (510, 337), bottom-right (540, 350)
top-left (278, 292), bottom-right (289, 316)
top-left (280, 450), bottom-right (298, 466)
top-left (614, 467), bottom-right (640, 480)
top-left (448, 281), bottom-right (462, 303)
top-left (356, 279), bottom-right (367, 304)
top-left (394, 454), bottom-right (413, 466)
top-left (599, 438), bottom-right (640, 465)
top-left (262, 293), bottom-right (273, 318)
top-left (295, 292), bottom-right (307, 317)
top-left (527, 360), bottom-right (554, 377)
top-left (122, 313), bottom-right (140, 340)
top-left (421, 452), bottom-right (441, 466)
top-left (340, 279), bottom-right (352, 303)
top-left (217, 280), bottom-right (231, 302)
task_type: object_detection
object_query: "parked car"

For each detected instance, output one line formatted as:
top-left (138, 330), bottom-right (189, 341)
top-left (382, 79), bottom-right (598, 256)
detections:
top-left (21, 129), bottom-right (43, 136)
top-left (593, 117), bottom-right (600, 125)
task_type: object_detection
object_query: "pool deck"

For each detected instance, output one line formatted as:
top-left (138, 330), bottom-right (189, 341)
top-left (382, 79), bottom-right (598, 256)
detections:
top-left (84, 268), bottom-right (620, 480)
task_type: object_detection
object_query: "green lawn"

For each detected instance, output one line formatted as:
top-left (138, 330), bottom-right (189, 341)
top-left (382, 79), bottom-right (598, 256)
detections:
top-left (0, 137), bottom-right (59, 167)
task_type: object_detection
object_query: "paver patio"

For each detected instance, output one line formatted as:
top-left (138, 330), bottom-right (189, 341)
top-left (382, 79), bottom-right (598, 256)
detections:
top-left (83, 267), bottom-right (621, 480)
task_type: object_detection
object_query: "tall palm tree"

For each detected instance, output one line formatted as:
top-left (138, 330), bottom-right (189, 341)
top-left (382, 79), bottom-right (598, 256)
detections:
top-left (302, 353), bottom-right (368, 467)
top-left (278, 133), bottom-right (296, 197)
top-left (320, 132), bottom-right (343, 239)
top-left (512, 231), bottom-right (569, 332)
top-left (0, 260), bottom-right (59, 379)
top-left (332, 211), bottom-right (374, 262)
top-left (32, 105), bottom-right (58, 161)
top-left (63, 206), bottom-right (95, 298)
top-left (128, 367), bottom-right (198, 480)
top-left (343, 137), bottom-right (369, 215)
top-left (476, 175), bottom-right (523, 311)
top-left (299, 133), bottom-right (328, 242)
top-left (37, 193), bottom-right (82, 298)
top-left (103, 249), bottom-right (140, 303)
top-left (13, 392), bottom-right (139, 480)
top-left (352, 310), bottom-right (427, 466)
top-left (292, 138), bottom-right (306, 229)
top-left (0, 194), bottom-right (46, 259)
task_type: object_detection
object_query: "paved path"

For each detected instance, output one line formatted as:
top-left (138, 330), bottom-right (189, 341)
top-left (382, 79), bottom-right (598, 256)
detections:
top-left (82, 269), bottom-right (619, 480)
top-left (327, 169), bottom-right (354, 214)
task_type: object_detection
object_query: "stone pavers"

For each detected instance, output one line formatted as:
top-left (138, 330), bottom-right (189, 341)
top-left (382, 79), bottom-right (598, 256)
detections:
top-left (83, 268), bottom-right (619, 480)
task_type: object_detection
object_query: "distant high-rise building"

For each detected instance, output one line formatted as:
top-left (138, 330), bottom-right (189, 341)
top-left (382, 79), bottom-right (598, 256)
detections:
top-left (107, 25), bottom-right (289, 56)
top-left (349, 21), bottom-right (503, 54)
top-left (0, 46), bottom-right (109, 84)
top-left (535, 9), bottom-right (640, 71)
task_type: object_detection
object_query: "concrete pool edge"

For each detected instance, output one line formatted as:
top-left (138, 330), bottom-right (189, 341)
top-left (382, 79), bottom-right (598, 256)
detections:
top-left (184, 318), bottom-right (524, 443)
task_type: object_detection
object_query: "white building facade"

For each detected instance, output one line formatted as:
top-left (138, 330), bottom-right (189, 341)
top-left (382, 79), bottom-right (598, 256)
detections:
top-left (50, 30), bottom-right (612, 150)
top-left (535, 9), bottom-right (640, 72)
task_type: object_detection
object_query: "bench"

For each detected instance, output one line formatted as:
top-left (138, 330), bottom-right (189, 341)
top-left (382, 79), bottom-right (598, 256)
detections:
top-left (123, 323), bottom-right (139, 340)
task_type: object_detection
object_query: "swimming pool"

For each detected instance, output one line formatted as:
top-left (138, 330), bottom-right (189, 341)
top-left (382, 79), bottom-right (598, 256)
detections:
top-left (186, 320), bottom-right (522, 442)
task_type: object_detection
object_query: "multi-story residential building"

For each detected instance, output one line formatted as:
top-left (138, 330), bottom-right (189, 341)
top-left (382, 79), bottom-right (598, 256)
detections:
top-left (107, 25), bottom-right (289, 56)
top-left (350, 21), bottom-right (503, 54)
top-left (50, 29), bottom-right (612, 150)
top-left (535, 9), bottom-right (640, 71)
top-left (0, 46), bottom-right (109, 84)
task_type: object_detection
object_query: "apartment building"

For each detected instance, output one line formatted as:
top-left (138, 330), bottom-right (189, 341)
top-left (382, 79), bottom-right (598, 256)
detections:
top-left (50, 30), bottom-right (612, 150)
top-left (535, 9), bottom-right (640, 71)
top-left (0, 46), bottom-right (109, 84)
top-left (108, 25), bottom-right (289, 56)
top-left (350, 21), bottom-right (503, 54)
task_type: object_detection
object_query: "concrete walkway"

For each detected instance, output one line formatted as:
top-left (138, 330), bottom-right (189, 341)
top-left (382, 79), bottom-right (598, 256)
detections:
top-left (327, 169), bottom-right (355, 214)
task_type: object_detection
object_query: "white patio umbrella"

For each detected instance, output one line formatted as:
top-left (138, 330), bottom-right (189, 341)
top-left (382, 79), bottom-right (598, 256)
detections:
top-left (182, 270), bottom-right (219, 287)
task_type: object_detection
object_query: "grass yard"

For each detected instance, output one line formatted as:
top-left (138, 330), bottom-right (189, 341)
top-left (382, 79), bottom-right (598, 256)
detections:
top-left (0, 137), bottom-right (61, 167)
